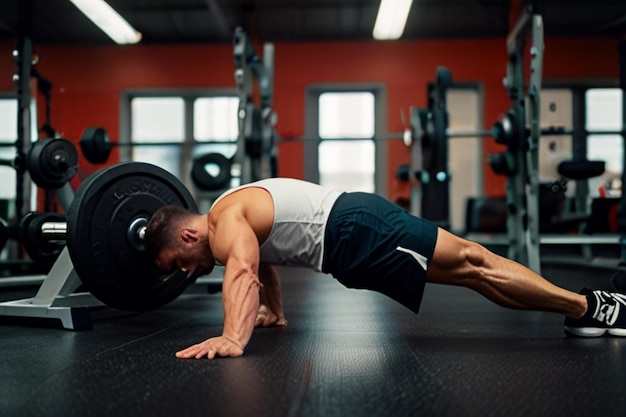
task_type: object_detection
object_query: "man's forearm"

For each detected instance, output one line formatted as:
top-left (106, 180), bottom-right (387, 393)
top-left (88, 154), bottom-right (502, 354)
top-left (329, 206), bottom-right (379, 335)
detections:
top-left (221, 269), bottom-right (262, 349)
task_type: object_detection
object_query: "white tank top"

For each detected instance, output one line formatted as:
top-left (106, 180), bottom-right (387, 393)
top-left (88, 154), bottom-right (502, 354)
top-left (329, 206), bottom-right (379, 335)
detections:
top-left (210, 178), bottom-right (343, 271)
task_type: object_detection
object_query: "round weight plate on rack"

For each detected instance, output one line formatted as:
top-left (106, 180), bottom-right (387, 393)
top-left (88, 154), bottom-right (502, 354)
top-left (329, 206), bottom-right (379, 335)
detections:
top-left (27, 138), bottom-right (79, 189)
top-left (79, 127), bottom-right (112, 164)
top-left (18, 212), bottom-right (65, 263)
top-left (66, 162), bottom-right (198, 311)
top-left (191, 153), bottom-right (232, 191)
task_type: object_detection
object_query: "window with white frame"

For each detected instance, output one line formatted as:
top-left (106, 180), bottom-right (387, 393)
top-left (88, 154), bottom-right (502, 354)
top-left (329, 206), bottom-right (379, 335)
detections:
top-left (131, 97), bottom-right (185, 175)
top-left (586, 88), bottom-right (623, 197)
top-left (127, 93), bottom-right (239, 188)
top-left (193, 96), bottom-right (239, 160)
top-left (318, 92), bottom-right (375, 193)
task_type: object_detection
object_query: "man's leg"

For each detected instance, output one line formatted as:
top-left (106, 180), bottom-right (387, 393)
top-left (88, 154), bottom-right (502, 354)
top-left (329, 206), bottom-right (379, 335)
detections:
top-left (425, 227), bottom-right (587, 318)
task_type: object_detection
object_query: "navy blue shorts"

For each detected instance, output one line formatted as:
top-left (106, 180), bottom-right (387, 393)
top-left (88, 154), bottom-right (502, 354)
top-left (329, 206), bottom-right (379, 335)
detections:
top-left (322, 192), bottom-right (438, 314)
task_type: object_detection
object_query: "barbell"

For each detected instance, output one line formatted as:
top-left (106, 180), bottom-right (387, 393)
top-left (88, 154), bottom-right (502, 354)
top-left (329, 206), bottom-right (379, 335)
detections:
top-left (78, 127), bottom-right (266, 192)
top-left (24, 162), bottom-right (198, 311)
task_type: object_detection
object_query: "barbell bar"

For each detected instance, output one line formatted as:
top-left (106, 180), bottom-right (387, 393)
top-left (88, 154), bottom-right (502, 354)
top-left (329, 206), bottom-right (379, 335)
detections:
top-left (407, 125), bottom-right (619, 145)
top-left (20, 214), bottom-right (148, 271)
top-left (77, 123), bottom-right (625, 166)
top-left (40, 221), bottom-right (70, 244)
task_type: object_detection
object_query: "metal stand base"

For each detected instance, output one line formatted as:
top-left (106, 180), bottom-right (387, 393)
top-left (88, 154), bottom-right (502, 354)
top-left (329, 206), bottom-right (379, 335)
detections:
top-left (0, 247), bottom-right (103, 330)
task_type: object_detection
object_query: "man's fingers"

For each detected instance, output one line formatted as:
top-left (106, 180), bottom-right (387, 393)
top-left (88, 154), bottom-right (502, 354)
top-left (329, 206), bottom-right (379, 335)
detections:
top-left (176, 347), bottom-right (199, 358)
top-left (175, 342), bottom-right (207, 359)
top-left (175, 337), bottom-right (244, 360)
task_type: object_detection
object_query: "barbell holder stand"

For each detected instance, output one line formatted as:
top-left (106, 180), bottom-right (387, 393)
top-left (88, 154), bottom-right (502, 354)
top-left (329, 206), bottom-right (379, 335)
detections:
top-left (0, 216), bottom-right (146, 328)
top-left (31, 247), bottom-right (83, 305)
top-left (56, 182), bottom-right (75, 213)
top-left (0, 247), bottom-right (102, 330)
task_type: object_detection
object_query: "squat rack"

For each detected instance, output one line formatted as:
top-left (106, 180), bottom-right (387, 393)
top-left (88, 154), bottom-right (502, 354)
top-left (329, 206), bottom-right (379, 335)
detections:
top-left (501, 3), bottom-right (544, 274)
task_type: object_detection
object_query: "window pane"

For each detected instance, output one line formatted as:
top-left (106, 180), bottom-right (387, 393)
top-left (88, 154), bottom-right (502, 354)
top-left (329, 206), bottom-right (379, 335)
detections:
top-left (131, 97), bottom-right (184, 142)
top-left (319, 92), bottom-right (374, 138)
top-left (192, 96), bottom-right (239, 188)
top-left (0, 99), bottom-right (17, 140)
top-left (0, 99), bottom-right (37, 207)
top-left (586, 89), bottom-right (623, 132)
top-left (588, 135), bottom-right (623, 173)
top-left (319, 140), bottom-right (375, 193)
top-left (318, 92), bottom-right (375, 192)
top-left (539, 89), bottom-right (573, 182)
top-left (447, 88), bottom-right (480, 231)
top-left (194, 97), bottom-right (239, 142)
top-left (0, 167), bottom-right (16, 200)
top-left (132, 145), bottom-right (181, 175)
top-left (586, 88), bottom-right (623, 198)
top-left (0, 99), bottom-right (17, 200)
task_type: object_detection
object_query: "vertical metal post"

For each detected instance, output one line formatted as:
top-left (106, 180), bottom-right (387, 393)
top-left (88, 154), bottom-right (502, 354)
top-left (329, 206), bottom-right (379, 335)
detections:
top-left (14, 36), bottom-right (32, 220)
top-left (502, 4), bottom-right (544, 274)
top-left (259, 42), bottom-right (275, 180)
top-left (523, 14), bottom-right (544, 273)
top-left (409, 107), bottom-right (425, 218)
top-left (233, 27), bottom-right (276, 184)
top-left (617, 41), bottom-right (626, 267)
top-left (504, 18), bottom-right (528, 267)
top-left (571, 89), bottom-right (589, 213)
top-left (421, 69), bottom-right (451, 229)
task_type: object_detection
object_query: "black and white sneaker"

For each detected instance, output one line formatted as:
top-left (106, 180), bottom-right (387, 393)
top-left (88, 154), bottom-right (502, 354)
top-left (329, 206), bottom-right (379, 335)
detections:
top-left (564, 288), bottom-right (626, 337)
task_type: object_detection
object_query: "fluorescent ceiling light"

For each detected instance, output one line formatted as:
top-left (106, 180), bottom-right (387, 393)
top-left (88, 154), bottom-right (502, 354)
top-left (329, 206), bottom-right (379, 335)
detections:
top-left (69, 0), bottom-right (142, 44)
top-left (373, 0), bottom-right (413, 40)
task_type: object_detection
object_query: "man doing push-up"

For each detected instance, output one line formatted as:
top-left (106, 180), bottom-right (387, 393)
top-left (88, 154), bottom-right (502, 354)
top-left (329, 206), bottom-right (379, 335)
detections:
top-left (144, 178), bottom-right (626, 359)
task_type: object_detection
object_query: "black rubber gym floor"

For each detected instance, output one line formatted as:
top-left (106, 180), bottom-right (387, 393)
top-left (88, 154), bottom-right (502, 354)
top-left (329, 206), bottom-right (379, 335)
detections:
top-left (1, 265), bottom-right (625, 417)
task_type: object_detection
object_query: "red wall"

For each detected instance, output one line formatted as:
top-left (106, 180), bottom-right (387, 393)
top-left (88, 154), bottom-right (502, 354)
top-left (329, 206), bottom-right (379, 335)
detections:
top-left (0, 36), bottom-right (621, 200)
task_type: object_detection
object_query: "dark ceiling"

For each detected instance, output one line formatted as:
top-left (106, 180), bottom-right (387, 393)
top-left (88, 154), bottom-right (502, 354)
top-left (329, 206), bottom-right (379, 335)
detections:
top-left (1, 0), bottom-right (626, 46)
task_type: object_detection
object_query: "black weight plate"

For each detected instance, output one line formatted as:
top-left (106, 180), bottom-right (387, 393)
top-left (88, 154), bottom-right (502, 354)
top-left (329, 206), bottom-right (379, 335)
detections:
top-left (190, 153), bottom-right (232, 191)
top-left (67, 162), bottom-right (198, 311)
top-left (18, 212), bottom-right (65, 263)
top-left (27, 138), bottom-right (79, 189)
top-left (80, 127), bottom-right (111, 164)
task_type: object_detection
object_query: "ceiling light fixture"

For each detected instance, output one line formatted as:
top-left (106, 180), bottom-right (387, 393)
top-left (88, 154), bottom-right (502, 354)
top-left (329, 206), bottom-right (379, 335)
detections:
top-left (373, 0), bottom-right (414, 40)
top-left (68, 0), bottom-right (142, 44)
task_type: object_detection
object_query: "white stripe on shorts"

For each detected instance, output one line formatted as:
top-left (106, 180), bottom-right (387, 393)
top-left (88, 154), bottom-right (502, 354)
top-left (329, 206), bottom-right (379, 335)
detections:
top-left (395, 246), bottom-right (429, 271)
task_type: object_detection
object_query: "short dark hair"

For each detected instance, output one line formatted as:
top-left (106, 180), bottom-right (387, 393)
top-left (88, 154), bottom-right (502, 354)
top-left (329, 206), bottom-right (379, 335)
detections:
top-left (144, 205), bottom-right (194, 260)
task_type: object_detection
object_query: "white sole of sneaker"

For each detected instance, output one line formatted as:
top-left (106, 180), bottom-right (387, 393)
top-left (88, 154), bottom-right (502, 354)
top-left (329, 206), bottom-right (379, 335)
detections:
top-left (565, 326), bottom-right (626, 337)
top-left (564, 326), bottom-right (608, 337)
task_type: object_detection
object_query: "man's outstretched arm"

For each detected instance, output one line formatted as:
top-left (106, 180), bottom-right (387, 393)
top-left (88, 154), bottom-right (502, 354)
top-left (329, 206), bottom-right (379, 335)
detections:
top-left (176, 213), bottom-right (262, 360)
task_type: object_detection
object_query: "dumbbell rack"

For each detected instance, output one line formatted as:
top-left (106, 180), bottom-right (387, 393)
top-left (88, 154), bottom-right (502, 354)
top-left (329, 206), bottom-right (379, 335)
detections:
top-left (0, 247), bottom-right (103, 330)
